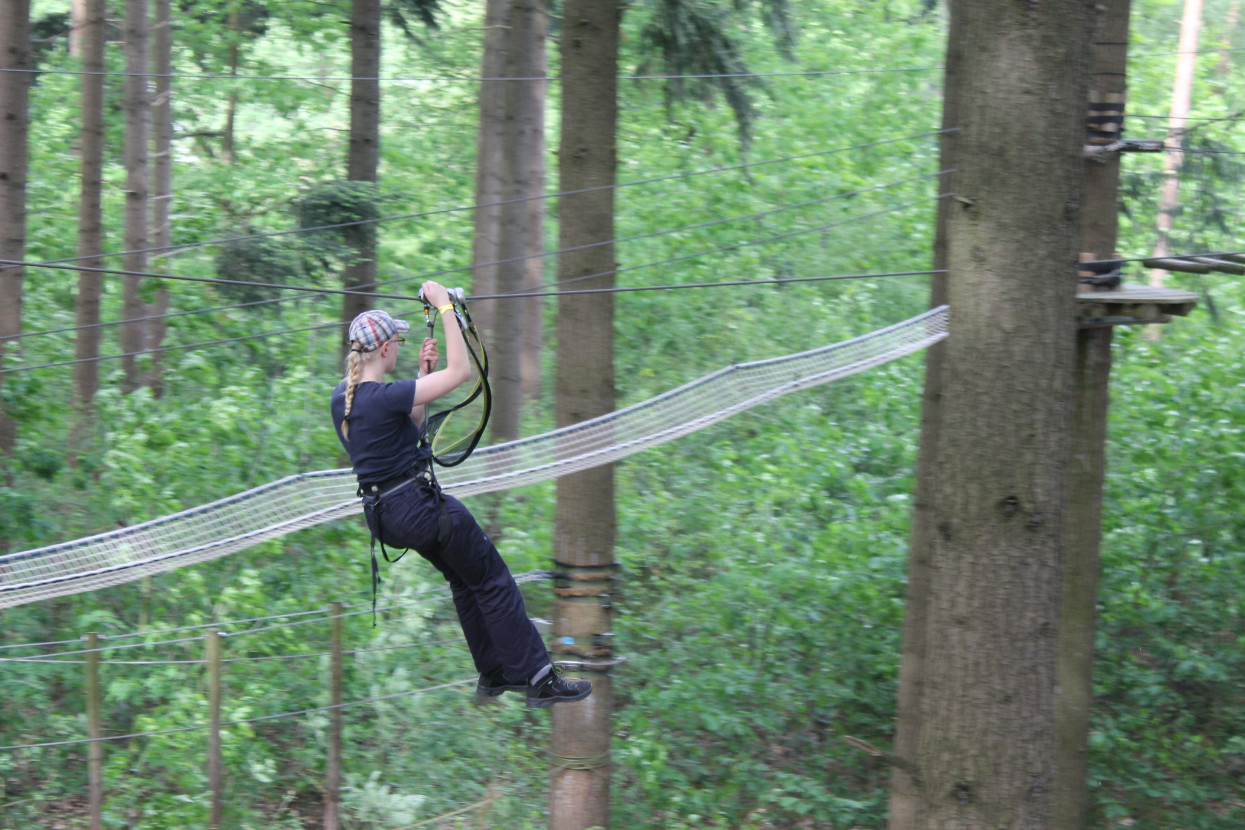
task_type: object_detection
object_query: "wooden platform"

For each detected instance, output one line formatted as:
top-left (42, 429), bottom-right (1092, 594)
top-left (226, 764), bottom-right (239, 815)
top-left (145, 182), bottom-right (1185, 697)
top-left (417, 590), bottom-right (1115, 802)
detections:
top-left (1076, 283), bottom-right (1199, 328)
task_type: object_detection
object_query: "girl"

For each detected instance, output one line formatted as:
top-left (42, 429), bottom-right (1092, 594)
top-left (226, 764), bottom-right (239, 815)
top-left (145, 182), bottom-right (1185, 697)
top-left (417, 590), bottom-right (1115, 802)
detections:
top-left (330, 281), bottom-right (591, 709)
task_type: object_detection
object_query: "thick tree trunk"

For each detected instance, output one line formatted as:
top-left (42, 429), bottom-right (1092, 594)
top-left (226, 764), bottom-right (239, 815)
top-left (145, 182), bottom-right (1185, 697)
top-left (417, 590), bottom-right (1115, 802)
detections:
top-left (888, 24), bottom-right (961, 827)
top-left (342, 0), bottom-right (381, 344)
top-left (146, 0), bottom-right (173, 397)
top-left (0, 0), bottom-right (32, 477)
top-left (492, 0), bottom-right (546, 443)
top-left (892, 2), bottom-right (1090, 828)
top-left (470, 0), bottom-right (509, 338)
top-left (73, 0), bottom-right (106, 452)
top-left (121, 0), bottom-right (150, 393)
top-left (551, 2), bottom-right (623, 828)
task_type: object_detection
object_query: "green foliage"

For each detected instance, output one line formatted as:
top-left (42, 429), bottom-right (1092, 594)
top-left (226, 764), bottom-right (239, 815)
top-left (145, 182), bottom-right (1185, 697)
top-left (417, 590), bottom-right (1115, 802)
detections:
top-left (5, 0), bottom-right (1245, 827)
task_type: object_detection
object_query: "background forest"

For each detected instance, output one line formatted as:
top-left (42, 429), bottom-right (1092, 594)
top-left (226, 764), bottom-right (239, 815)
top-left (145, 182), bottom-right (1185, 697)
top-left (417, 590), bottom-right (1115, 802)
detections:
top-left (2, 0), bottom-right (1244, 828)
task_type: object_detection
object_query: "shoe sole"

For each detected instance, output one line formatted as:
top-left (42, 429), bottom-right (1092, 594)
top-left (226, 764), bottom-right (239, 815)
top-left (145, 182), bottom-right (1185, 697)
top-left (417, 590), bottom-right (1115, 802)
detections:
top-left (476, 683), bottom-right (527, 698)
top-left (526, 686), bottom-right (593, 709)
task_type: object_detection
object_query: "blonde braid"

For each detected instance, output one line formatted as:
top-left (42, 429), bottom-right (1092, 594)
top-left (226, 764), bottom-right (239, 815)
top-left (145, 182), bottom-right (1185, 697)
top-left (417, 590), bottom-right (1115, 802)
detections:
top-left (341, 348), bottom-right (363, 442)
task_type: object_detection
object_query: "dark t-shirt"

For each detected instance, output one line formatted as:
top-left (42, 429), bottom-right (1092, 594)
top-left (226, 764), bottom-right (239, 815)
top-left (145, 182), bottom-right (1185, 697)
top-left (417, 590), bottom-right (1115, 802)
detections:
top-left (331, 379), bottom-right (431, 483)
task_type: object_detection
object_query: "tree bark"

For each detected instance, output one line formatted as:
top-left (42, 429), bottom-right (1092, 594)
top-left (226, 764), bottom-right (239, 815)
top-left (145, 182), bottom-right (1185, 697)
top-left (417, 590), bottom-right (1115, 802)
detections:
top-left (521, 4), bottom-right (547, 402)
top-left (1147, 0), bottom-right (1201, 293)
top-left (492, 0), bottom-right (546, 443)
top-left (888, 19), bottom-right (961, 827)
top-left (0, 0), bottom-right (32, 477)
top-left (146, 0), bottom-right (173, 397)
top-left (892, 2), bottom-right (1090, 828)
top-left (551, 2), bottom-right (623, 828)
top-left (73, 0), bottom-right (106, 451)
top-left (342, 0), bottom-right (381, 344)
top-left (470, 0), bottom-right (509, 338)
top-left (121, 0), bottom-right (151, 393)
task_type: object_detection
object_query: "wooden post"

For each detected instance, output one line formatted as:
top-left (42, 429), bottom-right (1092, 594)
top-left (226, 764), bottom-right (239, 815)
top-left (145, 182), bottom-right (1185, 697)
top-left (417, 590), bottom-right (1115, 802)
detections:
top-left (1055, 2), bottom-right (1130, 827)
top-left (323, 602), bottom-right (344, 830)
top-left (86, 632), bottom-right (103, 830)
top-left (206, 631), bottom-right (223, 830)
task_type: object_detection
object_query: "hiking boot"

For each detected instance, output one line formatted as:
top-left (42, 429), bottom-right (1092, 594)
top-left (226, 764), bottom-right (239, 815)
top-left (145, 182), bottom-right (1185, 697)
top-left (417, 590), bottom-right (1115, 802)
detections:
top-left (526, 666), bottom-right (593, 709)
top-left (476, 667), bottom-right (526, 698)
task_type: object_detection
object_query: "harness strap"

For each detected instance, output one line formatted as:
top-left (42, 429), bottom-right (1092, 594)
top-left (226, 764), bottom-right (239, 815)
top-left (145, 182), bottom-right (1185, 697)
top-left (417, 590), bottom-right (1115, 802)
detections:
top-left (359, 468), bottom-right (453, 626)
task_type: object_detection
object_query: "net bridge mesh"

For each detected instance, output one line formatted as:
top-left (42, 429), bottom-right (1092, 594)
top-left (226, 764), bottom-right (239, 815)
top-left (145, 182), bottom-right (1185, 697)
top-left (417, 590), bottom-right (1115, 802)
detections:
top-left (0, 306), bottom-right (949, 609)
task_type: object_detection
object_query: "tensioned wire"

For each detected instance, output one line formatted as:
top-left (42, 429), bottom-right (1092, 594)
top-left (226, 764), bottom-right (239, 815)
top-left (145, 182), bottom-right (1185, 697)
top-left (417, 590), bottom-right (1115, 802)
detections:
top-left (6, 46), bottom-right (1244, 81)
top-left (0, 65), bottom-right (945, 82)
top-left (3, 178), bottom-right (950, 360)
top-left (0, 677), bottom-right (477, 752)
top-left (6, 165), bottom-right (952, 343)
top-left (0, 200), bottom-right (950, 374)
top-left (1, 128), bottom-right (955, 281)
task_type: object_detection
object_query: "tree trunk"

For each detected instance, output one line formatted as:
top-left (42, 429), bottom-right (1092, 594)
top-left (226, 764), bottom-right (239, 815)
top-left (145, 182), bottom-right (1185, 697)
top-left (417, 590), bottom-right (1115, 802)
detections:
top-left (222, 5), bottom-right (239, 165)
top-left (892, 2), bottom-right (1090, 828)
top-left (342, 0), bottom-right (381, 345)
top-left (73, 0), bottom-right (106, 454)
top-left (888, 21), bottom-right (961, 827)
top-left (70, 0), bottom-right (89, 57)
top-left (521, 5), bottom-right (548, 402)
top-left (1147, 0), bottom-right (1201, 293)
top-left (146, 0), bottom-right (172, 397)
top-left (121, 0), bottom-right (151, 393)
top-left (492, 0), bottom-right (546, 443)
top-left (551, 2), bottom-right (623, 828)
top-left (0, 0), bottom-right (32, 479)
top-left (470, 0), bottom-right (509, 338)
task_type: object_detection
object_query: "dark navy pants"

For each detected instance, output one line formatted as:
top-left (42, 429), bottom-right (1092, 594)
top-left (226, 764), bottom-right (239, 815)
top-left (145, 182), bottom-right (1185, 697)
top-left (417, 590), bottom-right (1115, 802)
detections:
top-left (364, 479), bottom-right (549, 684)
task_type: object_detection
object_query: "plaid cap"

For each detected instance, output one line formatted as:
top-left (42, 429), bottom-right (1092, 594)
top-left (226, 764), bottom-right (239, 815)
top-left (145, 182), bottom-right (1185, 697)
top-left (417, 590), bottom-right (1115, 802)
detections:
top-left (349, 309), bottom-right (410, 352)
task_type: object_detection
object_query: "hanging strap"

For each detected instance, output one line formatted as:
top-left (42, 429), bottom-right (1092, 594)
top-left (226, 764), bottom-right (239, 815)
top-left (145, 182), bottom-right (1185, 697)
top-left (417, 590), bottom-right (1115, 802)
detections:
top-left (421, 294), bottom-right (491, 468)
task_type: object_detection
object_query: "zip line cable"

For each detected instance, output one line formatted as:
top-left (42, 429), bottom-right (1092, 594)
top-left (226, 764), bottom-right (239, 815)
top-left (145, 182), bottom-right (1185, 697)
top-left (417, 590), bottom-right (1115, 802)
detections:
top-left (7, 167), bottom-right (953, 343)
top-left (3, 45), bottom-right (1238, 84)
top-left (1, 128), bottom-right (954, 279)
top-left (0, 193), bottom-right (950, 373)
top-left (0, 268), bottom-right (941, 375)
top-left (0, 65), bottom-right (944, 83)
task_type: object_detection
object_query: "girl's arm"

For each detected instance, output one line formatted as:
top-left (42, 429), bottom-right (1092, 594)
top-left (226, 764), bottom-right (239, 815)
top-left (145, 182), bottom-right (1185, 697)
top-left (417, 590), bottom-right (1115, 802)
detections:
top-left (408, 282), bottom-right (471, 416)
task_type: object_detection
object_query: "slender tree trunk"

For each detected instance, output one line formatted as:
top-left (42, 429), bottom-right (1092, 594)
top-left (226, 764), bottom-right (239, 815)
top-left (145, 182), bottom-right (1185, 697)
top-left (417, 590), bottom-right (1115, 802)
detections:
top-left (888, 21), bottom-right (961, 826)
top-left (471, 0), bottom-right (509, 338)
top-left (121, 0), bottom-right (151, 393)
top-left (222, 6), bottom-right (239, 165)
top-left (342, 0), bottom-right (381, 345)
top-left (521, 5), bottom-right (548, 401)
top-left (0, 0), bottom-right (32, 482)
top-left (551, 2), bottom-right (623, 828)
top-left (70, 0), bottom-right (89, 57)
top-left (892, 2), bottom-right (1090, 827)
top-left (492, 0), bottom-right (546, 443)
top-left (1148, 0), bottom-right (1202, 291)
top-left (73, 0), bottom-right (107, 457)
top-left (146, 0), bottom-right (172, 397)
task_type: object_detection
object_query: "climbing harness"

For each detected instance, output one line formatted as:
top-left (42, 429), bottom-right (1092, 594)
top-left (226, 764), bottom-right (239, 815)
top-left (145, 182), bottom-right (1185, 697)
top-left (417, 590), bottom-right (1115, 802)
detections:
top-left (361, 288), bottom-right (492, 623)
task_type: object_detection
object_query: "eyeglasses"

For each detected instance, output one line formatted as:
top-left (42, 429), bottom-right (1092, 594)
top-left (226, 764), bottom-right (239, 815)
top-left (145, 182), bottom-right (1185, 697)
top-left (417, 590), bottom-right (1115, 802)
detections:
top-left (389, 338), bottom-right (405, 345)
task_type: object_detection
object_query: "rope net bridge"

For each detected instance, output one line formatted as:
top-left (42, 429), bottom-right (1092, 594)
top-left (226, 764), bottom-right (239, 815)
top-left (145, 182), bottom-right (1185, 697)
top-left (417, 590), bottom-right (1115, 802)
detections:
top-left (0, 307), bottom-right (949, 610)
